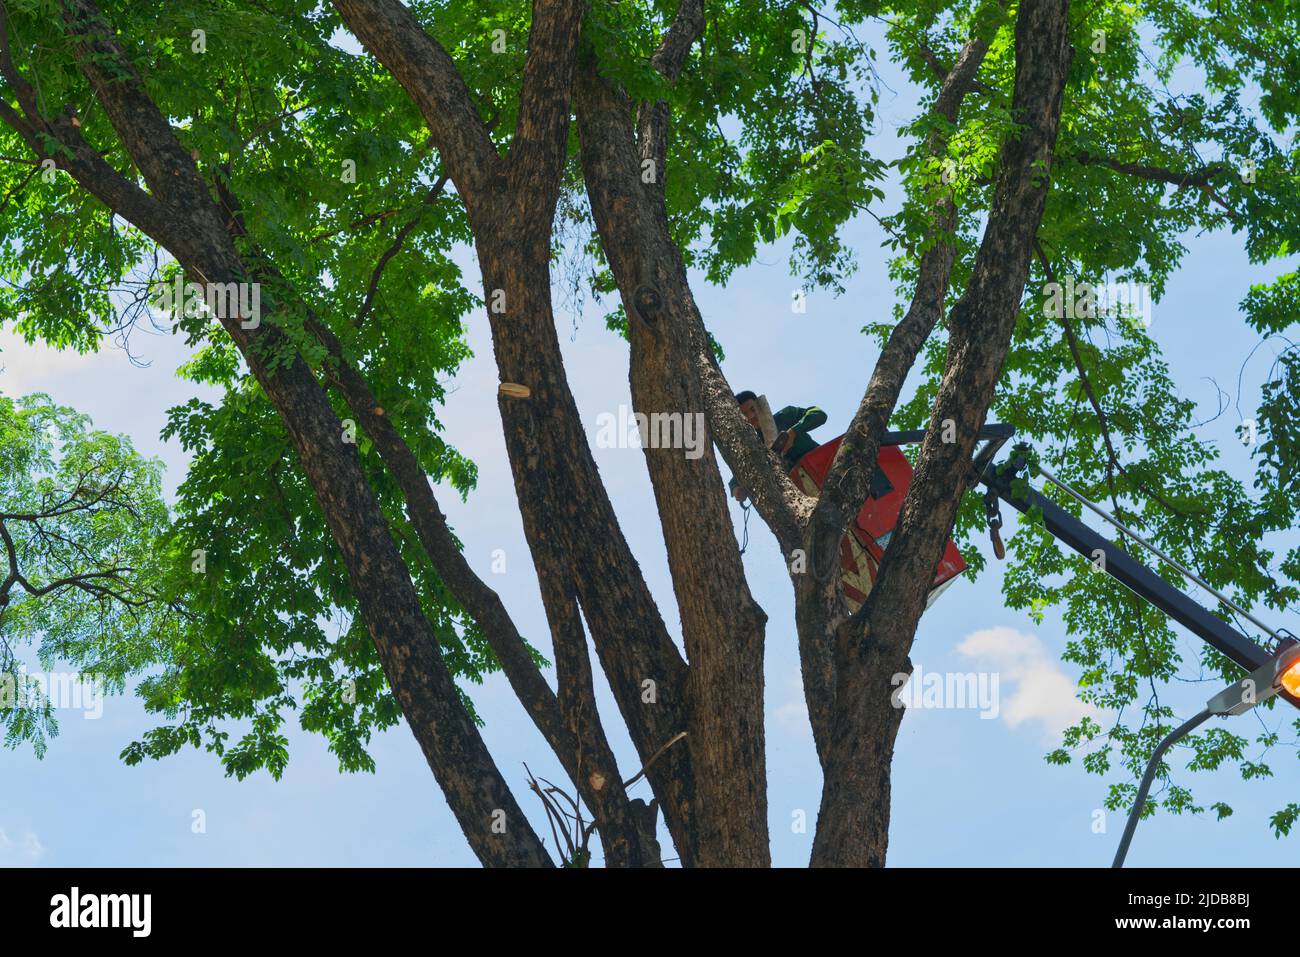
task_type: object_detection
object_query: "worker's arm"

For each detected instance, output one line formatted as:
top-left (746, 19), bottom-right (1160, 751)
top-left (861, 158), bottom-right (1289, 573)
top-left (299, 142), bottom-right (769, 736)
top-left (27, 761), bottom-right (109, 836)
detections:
top-left (774, 405), bottom-right (826, 435)
top-left (789, 406), bottom-right (827, 435)
top-left (773, 405), bottom-right (827, 453)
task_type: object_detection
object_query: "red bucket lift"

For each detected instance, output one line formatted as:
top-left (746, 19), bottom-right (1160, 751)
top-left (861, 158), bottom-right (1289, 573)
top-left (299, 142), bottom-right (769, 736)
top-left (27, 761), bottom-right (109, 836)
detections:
top-left (790, 436), bottom-right (965, 612)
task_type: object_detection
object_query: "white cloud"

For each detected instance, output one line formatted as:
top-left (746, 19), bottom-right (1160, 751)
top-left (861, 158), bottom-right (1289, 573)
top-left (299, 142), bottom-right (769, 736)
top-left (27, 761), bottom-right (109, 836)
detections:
top-left (0, 330), bottom-right (108, 395)
top-left (0, 827), bottom-right (46, 866)
top-left (773, 700), bottom-right (810, 730)
top-left (769, 668), bottom-right (813, 737)
top-left (956, 626), bottom-right (1100, 737)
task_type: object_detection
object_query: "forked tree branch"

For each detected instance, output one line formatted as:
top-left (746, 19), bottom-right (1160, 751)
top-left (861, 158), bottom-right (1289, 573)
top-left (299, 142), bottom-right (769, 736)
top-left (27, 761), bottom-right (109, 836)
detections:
top-left (796, 12), bottom-right (1003, 758)
top-left (1, 0), bottom-right (557, 867)
top-left (810, 0), bottom-right (1073, 867)
top-left (332, 0), bottom-right (500, 217)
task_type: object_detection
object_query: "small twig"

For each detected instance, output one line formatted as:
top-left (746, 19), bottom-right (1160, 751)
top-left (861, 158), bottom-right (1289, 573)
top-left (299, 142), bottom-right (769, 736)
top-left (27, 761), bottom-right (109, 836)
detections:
top-left (354, 171), bottom-right (449, 326)
top-left (524, 763), bottom-right (572, 861)
top-left (622, 730), bottom-right (688, 790)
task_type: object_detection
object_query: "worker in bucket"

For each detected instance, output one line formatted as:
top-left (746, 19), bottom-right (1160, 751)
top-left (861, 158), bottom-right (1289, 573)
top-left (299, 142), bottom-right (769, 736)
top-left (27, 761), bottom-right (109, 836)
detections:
top-left (729, 390), bottom-right (827, 502)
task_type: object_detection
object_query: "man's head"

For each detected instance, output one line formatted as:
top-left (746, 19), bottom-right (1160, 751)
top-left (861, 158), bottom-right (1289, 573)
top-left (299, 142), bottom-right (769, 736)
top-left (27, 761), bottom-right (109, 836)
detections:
top-left (735, 390), bottom-right (760, 429)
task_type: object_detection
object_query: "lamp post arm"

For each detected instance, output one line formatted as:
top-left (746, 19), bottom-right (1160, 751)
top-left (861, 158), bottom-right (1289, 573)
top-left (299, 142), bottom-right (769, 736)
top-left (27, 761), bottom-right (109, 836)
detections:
top-left (1112, 708), bottom-right (1213, 868)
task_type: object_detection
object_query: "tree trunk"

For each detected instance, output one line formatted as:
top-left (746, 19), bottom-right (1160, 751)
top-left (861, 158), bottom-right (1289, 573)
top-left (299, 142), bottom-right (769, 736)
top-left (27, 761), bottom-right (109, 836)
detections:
top-left (576, 65), bottom-right (771, 867)
top-left (810, 0), bottom-right (1073, 867)
top-left (332, 0), bottom-right (706, 862)
top-left (28, 0), bottom-right (558, 868)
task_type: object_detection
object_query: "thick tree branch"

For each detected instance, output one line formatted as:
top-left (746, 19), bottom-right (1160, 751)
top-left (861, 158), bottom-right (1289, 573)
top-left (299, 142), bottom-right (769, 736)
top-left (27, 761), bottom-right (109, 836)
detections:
top-left (652, 0), bottom-right (703, 80)
top-left (635, 0), bottom-right (703, 209)
top-left (338, 0), bottom-right (702, 861)
top-left (530, 533), bottom-right (660, 865)
top-left (698, 358), bottom-right (814, 554)
top-left (16, 0), bottom-right (555, 867)
top-left (332, 0), bottom-right (500, 218)
top-left (796, 19), bottom-right (999, 759)
top-left (810, 0), bottom-right (1073, 867)
top-left (507, 0), bottom-right (585, 225)
top-left (574, 0), bottom-right (777, 864)
top-left (306, 313), bottom-right (656, 865)
top-left (919, 43), bottom-right (996, 97)
top-left (626, 1), bottom-right (811, 556)
top-left (477, 235), bottom-right (700, 862)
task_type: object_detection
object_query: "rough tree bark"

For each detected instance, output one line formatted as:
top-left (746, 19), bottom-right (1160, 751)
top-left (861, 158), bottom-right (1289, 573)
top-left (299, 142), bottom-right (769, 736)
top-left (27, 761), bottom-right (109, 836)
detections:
top-left (574, 0), bottom-right (771, 864)
top-left (809, 0), bottom-right (1074, 867)
top-left (0, 0), bottom-right (557, 867)
top-left (331, 0), bottom-right (706, 862)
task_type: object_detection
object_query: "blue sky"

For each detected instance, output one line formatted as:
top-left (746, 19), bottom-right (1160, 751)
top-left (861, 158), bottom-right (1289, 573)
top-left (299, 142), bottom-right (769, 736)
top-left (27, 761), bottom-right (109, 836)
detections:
top-left (2, 22), bottom-right (1297, 869)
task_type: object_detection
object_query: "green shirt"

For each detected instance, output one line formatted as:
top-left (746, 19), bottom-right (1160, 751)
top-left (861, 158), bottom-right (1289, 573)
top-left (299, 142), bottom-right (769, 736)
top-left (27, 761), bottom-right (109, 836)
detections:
top-left (773, 405), bottom-right (827, 467)
top-left (730, 404), bottom-right (827, 493)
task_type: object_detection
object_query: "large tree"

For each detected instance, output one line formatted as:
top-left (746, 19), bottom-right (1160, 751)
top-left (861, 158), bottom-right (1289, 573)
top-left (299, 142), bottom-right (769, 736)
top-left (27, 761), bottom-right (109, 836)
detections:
top-left (0, 391), bottom-right (175, 754)
top-left (1, 0), bottom-right (1297, 865)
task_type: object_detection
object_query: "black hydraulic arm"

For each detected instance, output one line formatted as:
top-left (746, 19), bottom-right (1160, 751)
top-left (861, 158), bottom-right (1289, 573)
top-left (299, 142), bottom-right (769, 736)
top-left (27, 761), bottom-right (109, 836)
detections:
top-left (878, 424), bottom-right (1295, 706)
top-left (975, 446), bottom-right (1300, 710)
top-left (977, 452), bottom-right (1272, 672)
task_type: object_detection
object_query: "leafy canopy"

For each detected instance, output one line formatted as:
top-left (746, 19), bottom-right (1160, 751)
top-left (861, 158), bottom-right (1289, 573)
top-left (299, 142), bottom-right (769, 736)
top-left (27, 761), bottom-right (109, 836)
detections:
top-left (0, 391), bottom-right (172, 755)
top-left (0, 0), bottom-right (1297, 835)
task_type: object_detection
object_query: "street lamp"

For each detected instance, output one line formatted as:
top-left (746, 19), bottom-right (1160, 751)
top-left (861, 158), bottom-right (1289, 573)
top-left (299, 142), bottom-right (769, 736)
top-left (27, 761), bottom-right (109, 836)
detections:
top-left (1112, 639), bottom-right (1300, 868)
